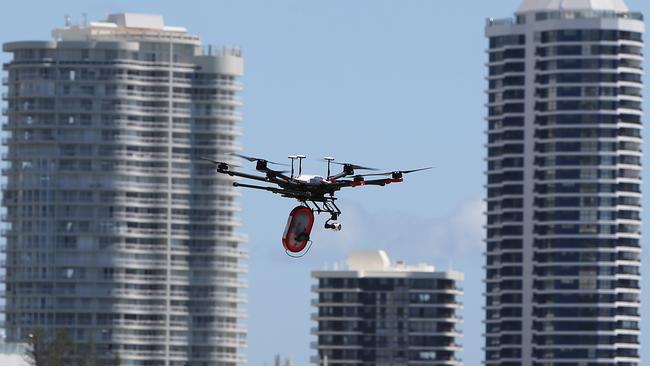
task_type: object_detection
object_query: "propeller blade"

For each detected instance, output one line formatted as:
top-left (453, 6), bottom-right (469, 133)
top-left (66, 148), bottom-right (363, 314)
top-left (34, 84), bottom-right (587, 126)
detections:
top-left (199, 157), bottom-right (240, 168)
top-left (199, 157), bottom-right (227, 165)
top-left (231, 153), bottom-right (289, 166)
top-left (330, 161), bottom-right (378, 171)
top-left (356, 167), bottom-right (434, 177)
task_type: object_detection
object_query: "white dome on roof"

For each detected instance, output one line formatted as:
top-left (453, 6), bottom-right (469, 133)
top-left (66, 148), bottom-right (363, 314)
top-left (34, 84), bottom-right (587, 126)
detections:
top-left (517, 0), bottom-right (629, 13)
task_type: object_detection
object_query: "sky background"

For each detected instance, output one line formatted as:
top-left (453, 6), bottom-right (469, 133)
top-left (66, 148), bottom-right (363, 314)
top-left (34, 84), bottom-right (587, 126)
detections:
top-left (1, 0), bottom-right (649, 365)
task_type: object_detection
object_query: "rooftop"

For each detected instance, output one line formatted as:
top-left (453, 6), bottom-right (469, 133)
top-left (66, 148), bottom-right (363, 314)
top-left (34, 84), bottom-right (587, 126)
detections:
top-left (312, 250), bottom-right (463, 280)
top-left (345, 250), bottom-right (435, 272)
top-left (52, 13), bottom-right (199, 44)
top-left (517, 0), bottom-right (629, 13)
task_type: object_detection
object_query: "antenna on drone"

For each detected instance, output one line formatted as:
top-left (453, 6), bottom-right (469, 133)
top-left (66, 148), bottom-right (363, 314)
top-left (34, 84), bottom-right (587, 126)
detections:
top-left (324, 157), bottom-right (335, 179)
top-left (288, 155), bottom-right (297, 179)
top-left (296, 155), bottom-right (306, 175)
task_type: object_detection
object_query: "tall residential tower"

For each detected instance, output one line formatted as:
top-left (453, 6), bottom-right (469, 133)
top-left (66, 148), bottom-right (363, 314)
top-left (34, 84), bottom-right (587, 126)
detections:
top-left (2, 14), bottom-right (246, 366)
top-left (485, 1), bottom-right (642, 364)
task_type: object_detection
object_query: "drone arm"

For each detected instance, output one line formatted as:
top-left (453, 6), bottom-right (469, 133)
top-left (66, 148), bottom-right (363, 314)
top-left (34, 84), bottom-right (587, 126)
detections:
top-left (333, 177), bottom-right (404, 188)
top-left (219, 169), bottom-right (274, 184)
top-left (233, 182), bottom-right (285, 195)
top-left (361, 177), bottom-right (404, 186)
top-left (328, 171), bottom-right (351, 181)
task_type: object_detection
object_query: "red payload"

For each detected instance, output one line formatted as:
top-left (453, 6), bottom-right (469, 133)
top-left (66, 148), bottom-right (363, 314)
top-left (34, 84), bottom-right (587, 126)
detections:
top-left (282, 206), bottom-right (315, 253)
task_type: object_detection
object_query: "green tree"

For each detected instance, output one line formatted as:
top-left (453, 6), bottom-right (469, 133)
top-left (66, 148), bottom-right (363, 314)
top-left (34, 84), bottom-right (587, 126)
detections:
top-left (23, 328), bottom-right (47, 366)
top-left (47, 329), bottom-right (75, 366)
top-left (23, 328), bottom-right (76, 366)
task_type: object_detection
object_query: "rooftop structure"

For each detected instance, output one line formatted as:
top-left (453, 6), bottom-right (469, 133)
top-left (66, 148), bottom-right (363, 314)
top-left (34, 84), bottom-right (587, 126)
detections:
top-left (517, 0), bottom-right (629, 13)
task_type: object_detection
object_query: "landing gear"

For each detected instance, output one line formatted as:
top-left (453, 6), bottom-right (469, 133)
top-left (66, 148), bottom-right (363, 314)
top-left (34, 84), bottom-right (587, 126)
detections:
top-left (302, 199), bottom-right (343, 231)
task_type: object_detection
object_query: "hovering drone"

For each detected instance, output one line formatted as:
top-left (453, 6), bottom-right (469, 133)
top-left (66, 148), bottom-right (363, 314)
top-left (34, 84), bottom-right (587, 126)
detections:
top-left (201, 154), bottom-right (431, 253)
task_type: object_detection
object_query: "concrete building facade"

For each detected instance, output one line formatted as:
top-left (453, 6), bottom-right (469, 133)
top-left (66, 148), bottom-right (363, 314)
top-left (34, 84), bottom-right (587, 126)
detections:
top-left (485, 1), bottom-right (643, 364)
top-left (311, 250), bottom-right (463, 365)
top-left (2, 14), bottom-right (246, 366)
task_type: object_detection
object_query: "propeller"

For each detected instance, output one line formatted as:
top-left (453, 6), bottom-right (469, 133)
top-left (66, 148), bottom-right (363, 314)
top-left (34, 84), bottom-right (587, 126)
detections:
top-left (326, 160), bottom-right (378, 171)
top-left (356, 167), bottom-right (434, 177)
top-left (230, 153), bottom-right (289, 166)
top-left (199, 157), bottom-right (238, 169)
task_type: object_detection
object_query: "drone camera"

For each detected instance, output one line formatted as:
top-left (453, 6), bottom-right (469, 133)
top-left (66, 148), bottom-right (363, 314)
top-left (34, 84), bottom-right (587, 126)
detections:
top-left (218, 163), bottom-right (229, 171)
top-left (325, 222), bottom-right (342, 231)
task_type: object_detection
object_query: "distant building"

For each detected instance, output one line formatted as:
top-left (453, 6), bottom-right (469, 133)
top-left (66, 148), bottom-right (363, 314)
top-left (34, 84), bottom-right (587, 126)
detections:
top-left (311, 250), bottom-right (463, 365)
top-left (2, 13), bottom-right (246, 366)
top-left (485, 0), bottom-right (643, 364)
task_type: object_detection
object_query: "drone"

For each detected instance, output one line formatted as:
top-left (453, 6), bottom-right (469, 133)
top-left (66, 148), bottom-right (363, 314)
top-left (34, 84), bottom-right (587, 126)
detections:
top-left (201, 154), bottom-right (431, 254)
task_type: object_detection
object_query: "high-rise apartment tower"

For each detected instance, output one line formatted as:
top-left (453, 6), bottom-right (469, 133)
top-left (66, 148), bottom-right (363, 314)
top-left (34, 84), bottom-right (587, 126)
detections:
top-left (312, 250), bottom-right (463, 365)
top-left (2, 14), bottom-right (246, 366)
top-left (485, 1), bottom-right (642, 364)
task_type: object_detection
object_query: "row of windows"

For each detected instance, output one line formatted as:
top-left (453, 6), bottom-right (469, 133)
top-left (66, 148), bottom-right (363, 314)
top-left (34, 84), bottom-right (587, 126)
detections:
top-left (536, 127), bottom-right (641, 139)
top-left (536, 141), bottom-right (641, 153)
top-left (485, 238), bottom-right (640, 251)
top-left (540, 29), bottom-right (643, 43)
top-left (490, 58), bottom-right (644, 77)
top-left (536, 72), bottom-right (642, 84)
top-left (490, 35), bottom-right (526, 48)
top-left (534, 180), bottom-right (640, 194)
top-left (490, 62), bottom-right (525, 76)
top-left (489, 48), bottom-right (525, 62)
top-left (487, 222), bottom-right (641, 238)
top-left (317, 278), bottom-right (456, 290)
top-left (488, 159), bottom-right (524, 171)
top-left (536, 58), bottom-right (643, 71)
top-left (536, 44), bottom-right (643, 57)
top-left (489, 89), bottom-right (525, 102)
top-left (532, 348), bottom-right (638, 360)
top-left (489, 117), bottom-right (524, 129)
top-left (536, 100), bottom-right (642, 112)
top-left (536, 196), bottom-right (640, 209)
top-left (534, 223), bottom-right (640, 235)
top-left (534, 265), bottom-right (640, 278)
top-left (534, 307), bottom-right (639, 319)
top-left (535, 154), bottom-right (641, 166)
top-left (535, 113), bottom-right (641, 126)
top-left (316, 349), bottom-right (457, 362)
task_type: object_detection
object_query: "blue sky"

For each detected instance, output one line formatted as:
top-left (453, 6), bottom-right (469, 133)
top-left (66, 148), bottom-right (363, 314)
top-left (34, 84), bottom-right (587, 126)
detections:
top-left (1, 0), bottom-right (649, 365)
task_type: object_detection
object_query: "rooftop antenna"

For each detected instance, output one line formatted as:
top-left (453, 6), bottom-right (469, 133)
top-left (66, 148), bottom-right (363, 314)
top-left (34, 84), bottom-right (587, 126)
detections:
top-left (82, 13), bottom-right (88, 27)
top-left (288, 155), bottom-right (297, 179)
top-left (324, 157), bottom-right (335, 179)
top-left (296, 155), bottom-right (306, 176)
top-left (65, 14), bottom-right (71, 27)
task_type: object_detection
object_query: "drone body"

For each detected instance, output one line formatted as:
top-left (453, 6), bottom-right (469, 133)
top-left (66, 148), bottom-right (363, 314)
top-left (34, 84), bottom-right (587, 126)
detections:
top-left (201, 154), bottom-right (430, 254)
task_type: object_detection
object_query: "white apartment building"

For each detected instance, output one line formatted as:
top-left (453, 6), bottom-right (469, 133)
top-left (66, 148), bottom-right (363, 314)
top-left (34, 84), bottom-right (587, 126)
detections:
top-left (2, 13), bottom-right (246, 366)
